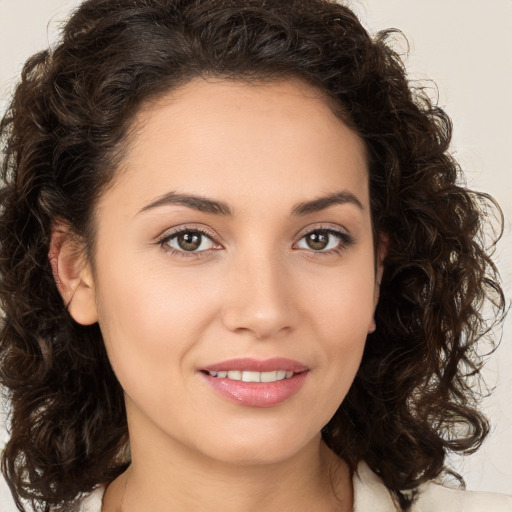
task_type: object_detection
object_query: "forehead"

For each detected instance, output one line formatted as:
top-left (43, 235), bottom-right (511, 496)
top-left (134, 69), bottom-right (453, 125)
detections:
top-left (102, 77), bottom-right (369, 217)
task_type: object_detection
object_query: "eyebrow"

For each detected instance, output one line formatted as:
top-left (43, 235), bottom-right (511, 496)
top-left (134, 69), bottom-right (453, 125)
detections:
top-left (137, 190), bottom-right (363, 217)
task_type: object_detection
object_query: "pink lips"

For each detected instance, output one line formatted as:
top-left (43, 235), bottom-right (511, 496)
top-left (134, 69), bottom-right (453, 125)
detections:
top-left (200, 357), bottom-right (309, 408)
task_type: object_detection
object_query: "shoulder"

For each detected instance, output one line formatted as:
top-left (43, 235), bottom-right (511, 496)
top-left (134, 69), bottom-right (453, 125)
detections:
top-left (75, 485), bottom-right (105, 512)
top-left (414, 481), bottom-right (512, 512)
top-left (353, 461), bottom-right (512, 512)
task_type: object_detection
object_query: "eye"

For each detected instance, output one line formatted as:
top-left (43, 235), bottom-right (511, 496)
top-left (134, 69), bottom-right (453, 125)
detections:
top-left (296, 228), bottom-right (353, 253)
top-left (161, 228), bottom-right (218, 253)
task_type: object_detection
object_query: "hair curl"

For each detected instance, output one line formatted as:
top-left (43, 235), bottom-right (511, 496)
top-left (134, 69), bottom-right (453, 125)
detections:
top-left (0, 1), bottom-right (505, 511)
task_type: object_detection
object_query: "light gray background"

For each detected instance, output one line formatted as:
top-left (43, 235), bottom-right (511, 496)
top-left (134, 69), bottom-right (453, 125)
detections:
top-left (1, 1), bottom-right (511, 510)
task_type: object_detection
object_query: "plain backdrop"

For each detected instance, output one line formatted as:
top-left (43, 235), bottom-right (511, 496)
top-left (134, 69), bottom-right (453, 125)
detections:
top-left (0, 0), bottom-right (511, 510)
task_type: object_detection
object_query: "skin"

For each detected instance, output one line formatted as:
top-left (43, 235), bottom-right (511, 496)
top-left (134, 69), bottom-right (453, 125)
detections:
top-left (55, 77), bottom-right (385, 511)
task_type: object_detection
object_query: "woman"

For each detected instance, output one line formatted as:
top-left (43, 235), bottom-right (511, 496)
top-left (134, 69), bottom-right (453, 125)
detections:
top-left (0, 0), bottom-right (509, 511)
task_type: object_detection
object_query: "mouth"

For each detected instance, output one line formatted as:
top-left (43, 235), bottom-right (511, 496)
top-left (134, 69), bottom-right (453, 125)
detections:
top-left (200, 358), bottom-right (310, 407)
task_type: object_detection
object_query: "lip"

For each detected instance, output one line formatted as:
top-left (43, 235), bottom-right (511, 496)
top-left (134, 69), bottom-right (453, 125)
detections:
top-left (200, 358), bottom-right (310, 408)
top-left (202, 357), bottom-right (309, 373)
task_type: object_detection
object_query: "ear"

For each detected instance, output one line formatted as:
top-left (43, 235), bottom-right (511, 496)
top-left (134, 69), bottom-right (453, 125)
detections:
top-left (49, 223), bottom-right (98, 325)
top-left (368, 233), bottom-right (388, 334)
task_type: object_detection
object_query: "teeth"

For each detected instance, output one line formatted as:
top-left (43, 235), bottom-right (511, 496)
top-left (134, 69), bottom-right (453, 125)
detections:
top-left (207, 370), bottom-right (296, 382)
top-left (242, 370), bottom-right (260, 382)
top-left (260, 371), bottom-right (277, 382)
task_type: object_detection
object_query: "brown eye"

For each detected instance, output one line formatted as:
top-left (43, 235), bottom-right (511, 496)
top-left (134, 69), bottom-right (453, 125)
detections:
top-left (296, 228), bottom-right (350, 253)
top-left (177, 232), bottom-right (202, 251)
top-left (305, 230), bottom-right (330, 250)
top-left (165, 230), bottom-right (216, 252)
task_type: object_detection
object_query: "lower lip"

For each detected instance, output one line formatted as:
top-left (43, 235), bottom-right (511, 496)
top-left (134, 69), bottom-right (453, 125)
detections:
top-left (201, 371), bottom-right (309, 407)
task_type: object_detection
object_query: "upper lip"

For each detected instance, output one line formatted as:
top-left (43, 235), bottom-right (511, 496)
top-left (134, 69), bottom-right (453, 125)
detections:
top-left (201, 357), bottom-right (309, 373)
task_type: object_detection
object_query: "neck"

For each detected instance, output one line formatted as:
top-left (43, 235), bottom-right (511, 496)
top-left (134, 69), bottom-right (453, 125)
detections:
top-left (103, 417), bottom-right (353, 512)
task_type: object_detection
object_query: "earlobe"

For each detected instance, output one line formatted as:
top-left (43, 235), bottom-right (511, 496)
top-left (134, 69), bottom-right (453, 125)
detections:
top-left (49, 224), bottom-right (98, 325)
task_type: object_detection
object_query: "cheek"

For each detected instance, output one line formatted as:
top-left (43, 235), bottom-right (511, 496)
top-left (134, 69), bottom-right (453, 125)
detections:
top-left (302, 260), bottom-right (376, 387)
top-left (93, 256), bottom-right (219, 398)
top-left (305, 260), bottom-right (377, 334)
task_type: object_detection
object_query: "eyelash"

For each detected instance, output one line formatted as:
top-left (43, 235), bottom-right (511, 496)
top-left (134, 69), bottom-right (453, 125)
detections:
top-left (157, 225), bottom-right (355, 260)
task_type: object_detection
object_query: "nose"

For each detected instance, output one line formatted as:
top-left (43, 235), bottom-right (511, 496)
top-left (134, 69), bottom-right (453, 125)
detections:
top-left (221, 251), bottom-right (299, 340)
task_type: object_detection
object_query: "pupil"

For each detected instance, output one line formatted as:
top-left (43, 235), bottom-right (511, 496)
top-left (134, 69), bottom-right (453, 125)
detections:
top-left (178, 232), bottom-right (201, 251)
top-left (307, 231), bottom-right (329, 250)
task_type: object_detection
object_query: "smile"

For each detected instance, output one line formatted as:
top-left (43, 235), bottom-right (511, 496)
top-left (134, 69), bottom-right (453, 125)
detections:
top-left (206, 370), bottom-right (295, 382)
top-left (200, 358), bottom-right (310, 407)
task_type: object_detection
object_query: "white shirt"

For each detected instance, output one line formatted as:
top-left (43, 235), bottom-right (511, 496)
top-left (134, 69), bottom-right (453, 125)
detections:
top-left (77, 461), bottom-right (512, 511)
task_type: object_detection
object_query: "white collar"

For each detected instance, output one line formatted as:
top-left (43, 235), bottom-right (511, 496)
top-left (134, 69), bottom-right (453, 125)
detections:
top-left (353, 461), bottom-right (400, 511)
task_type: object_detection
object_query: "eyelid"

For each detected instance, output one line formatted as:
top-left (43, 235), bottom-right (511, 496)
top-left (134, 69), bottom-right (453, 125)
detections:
top-left (295, 223), bottom-right (350, 239)
top-left (157, 224), bottom-right (220, 244)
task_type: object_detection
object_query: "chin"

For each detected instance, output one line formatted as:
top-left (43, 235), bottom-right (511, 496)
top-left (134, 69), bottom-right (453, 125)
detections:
top-left (193, 421), bottom-right (321, 467)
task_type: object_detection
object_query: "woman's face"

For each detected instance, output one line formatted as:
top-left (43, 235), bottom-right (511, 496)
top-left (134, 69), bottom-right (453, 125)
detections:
top-left (84, 77), bottom-right (383, 465)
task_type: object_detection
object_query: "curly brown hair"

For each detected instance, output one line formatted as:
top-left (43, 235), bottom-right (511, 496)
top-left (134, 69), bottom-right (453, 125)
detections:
top-left (0, 0), bottom-right (505, 511)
